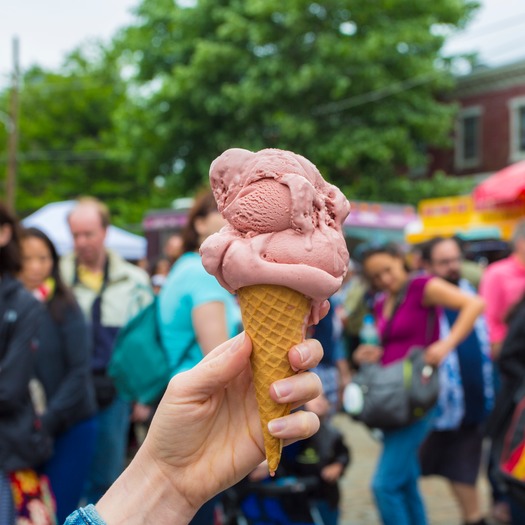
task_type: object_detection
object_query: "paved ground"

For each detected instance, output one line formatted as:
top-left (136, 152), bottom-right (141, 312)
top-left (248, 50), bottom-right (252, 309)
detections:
top-left (333, 414), bottom-right (495, 525)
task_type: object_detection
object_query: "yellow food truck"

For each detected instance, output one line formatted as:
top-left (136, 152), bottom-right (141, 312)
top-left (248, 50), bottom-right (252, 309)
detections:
top-left (406, 195), bottom-right (525, 244)
top-left (405, 194), bottom-right (525, 269)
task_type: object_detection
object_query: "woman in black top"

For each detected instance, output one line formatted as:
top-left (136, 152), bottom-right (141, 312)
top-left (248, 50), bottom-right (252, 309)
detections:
top-left (18, 227), bottom-right (97, 523)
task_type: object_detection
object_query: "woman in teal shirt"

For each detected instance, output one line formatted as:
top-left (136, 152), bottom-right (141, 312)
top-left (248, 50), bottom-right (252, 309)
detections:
top-left (157, 190), bottom-right (240, 525)
top-left (158, 190), bottom-right (240, 371)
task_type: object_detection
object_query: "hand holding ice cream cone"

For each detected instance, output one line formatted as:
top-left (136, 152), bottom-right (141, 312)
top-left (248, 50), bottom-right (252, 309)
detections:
top-left (201, 148), bottom-right (350, 473)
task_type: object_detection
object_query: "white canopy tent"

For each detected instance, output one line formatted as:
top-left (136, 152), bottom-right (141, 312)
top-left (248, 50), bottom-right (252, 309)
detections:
top-left (22, 201), bottom-right (147, 260)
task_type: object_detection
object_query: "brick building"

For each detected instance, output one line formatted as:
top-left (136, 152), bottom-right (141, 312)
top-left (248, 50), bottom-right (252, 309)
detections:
top-left (431, 58), bottom-right (525, 178)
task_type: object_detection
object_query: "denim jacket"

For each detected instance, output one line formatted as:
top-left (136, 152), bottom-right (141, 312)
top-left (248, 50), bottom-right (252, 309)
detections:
top-left (64, 505), bottom-right (106, 525)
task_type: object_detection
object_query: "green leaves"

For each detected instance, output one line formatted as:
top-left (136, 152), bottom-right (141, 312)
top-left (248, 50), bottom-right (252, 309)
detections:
top-left (1, 0), bottom-right (479, 226)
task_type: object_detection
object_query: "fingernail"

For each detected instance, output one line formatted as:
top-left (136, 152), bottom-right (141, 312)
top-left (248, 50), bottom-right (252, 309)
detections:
top-left (230, 332), bottom-right (245, 353)
top-left (273, 380), bottom-right (292, 399)
top-left (295, 343), bottom-right (311, 364)
top-left (268, 418), bottom-right (286, 433)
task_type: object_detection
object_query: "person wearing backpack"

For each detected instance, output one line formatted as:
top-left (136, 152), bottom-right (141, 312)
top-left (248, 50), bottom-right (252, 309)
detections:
top-left (157, 190), bottom-right (241, 525)
top-left (0, 203), bottom-right (54, 524)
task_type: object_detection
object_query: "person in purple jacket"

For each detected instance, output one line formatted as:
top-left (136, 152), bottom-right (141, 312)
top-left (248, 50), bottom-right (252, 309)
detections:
top-left (352, 243), bottom-right (484, 525)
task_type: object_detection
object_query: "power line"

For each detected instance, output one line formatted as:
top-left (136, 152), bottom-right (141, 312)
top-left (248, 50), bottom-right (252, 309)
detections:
top-left (312, 71), bottom-right (440, 116)
top-left (448, 12), bottom-right (525, 41)
top-left (477, 34), bottom-right (525, 62)
top-left (20, 82), bottom-right (116, 94)
top-left (0, 150), bottom-right (124, 163)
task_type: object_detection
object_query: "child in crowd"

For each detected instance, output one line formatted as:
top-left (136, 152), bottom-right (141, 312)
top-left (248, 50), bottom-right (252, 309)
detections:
top-left (245, 394), bottom-right (350, 525)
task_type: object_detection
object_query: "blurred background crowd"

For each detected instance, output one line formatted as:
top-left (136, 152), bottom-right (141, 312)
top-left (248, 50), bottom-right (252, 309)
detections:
top-left (3, 191), bottom-right (525, 525)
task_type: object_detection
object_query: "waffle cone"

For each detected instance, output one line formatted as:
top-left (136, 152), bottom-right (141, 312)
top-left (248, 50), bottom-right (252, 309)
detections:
top-left (237, 284), bottom-right (311, 474)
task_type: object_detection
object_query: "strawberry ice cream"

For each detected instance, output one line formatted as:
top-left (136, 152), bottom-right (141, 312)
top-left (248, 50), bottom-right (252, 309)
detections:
top-left (200, 148), bottom-right (350, 319)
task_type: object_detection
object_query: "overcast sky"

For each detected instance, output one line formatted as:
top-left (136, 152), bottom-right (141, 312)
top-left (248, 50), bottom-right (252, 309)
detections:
top-left (1, 0), bottom-right (525, 82)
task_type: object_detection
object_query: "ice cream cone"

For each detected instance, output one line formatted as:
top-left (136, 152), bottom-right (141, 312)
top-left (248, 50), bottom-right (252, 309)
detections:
top-left (237, 284), bottom-right (311, 475)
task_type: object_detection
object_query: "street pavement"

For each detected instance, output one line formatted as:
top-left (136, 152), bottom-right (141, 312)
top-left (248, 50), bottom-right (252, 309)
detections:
top-left (333, 414), bottom-right (495, 525)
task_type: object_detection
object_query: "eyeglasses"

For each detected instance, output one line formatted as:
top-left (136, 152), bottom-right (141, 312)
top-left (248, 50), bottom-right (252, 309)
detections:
top-left (431, 256), bottom-right (462, 267)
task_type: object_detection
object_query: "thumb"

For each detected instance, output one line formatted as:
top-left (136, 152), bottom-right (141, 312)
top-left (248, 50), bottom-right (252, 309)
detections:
top-left (176, 332), bottom-right (252, 398)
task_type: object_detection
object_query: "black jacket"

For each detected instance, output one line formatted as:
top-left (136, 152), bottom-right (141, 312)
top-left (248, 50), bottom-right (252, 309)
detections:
top-left (279, 422), bottom-right (351, 508)
top-left (0, 275), bottom-right (52, 471)
top-left (485, 300), bottom-right (525, 440)
top-left (36, 301), bottom-right (96, 436)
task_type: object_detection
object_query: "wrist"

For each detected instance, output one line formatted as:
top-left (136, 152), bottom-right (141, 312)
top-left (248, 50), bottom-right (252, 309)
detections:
top-left (96, 446), bottom-right (196, 525)
top-left (440, 336), bottom-right (456, 354)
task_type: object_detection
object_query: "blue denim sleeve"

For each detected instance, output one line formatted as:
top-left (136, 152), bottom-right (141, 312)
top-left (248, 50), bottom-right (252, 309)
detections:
top-left (64, 505), bottom-right (107, 525)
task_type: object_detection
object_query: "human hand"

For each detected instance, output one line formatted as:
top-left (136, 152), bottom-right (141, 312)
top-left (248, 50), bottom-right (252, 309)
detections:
top-left (353, 344), bottom-right (383, 365)
top-left (96, 332), bottom-right (323, 525)
top-left (491, 342), bottom-right (502, 361)
top-left (321, 462), bottom-right (344, 483)
top-left (424, 339), bottom-right (452, 367)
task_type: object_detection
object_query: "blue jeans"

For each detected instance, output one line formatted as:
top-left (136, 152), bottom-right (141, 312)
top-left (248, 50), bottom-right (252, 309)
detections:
top-left (372, 413), bottom-right (434, 525)
top-left (316, 500), bottom-right (339, 525)
top-left (83, 398), bottom-right (131, 504)
top-left (43, 417), bottom-right (98, 523)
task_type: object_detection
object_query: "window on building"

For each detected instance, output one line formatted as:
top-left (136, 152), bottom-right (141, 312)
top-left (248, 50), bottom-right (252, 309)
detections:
top-left (519, 106), bottom-right (525, 153)
top-left (463, 115), bottom-right (479, 160)
top-left (509, 96), bottom-right (525, 162)
top-left (455, 107), bottom-right (482, 170)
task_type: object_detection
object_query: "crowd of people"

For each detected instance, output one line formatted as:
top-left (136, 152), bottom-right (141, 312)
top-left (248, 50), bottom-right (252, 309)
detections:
top-left (2, 191), bottom-right (525, 525)
top-left (336, 227), bottom-right (525, 525)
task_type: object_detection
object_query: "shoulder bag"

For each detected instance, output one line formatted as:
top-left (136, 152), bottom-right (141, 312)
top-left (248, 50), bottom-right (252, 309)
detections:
top-left (343, 283), bottom-right (439, 430)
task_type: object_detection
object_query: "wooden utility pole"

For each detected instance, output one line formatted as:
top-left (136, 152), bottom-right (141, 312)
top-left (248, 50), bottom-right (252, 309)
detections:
top-left (5, 37), bottom-right (20, 211)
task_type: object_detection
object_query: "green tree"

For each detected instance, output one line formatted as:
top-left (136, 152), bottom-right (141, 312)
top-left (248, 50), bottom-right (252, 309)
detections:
top-left (113, 0), bottom-right (478, 196)
top-left (350, 170), bottom-right (477, 206)
top-left (0, 43), bottom-right (159, 226)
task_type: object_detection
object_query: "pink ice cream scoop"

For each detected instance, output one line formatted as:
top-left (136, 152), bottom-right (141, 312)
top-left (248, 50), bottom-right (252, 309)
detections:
top-left (200, 148), bottom-right (350, 318)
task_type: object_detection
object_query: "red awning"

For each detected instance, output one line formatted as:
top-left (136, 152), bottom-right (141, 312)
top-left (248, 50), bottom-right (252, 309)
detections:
top-left (473, 161), bottom-right (525, 207)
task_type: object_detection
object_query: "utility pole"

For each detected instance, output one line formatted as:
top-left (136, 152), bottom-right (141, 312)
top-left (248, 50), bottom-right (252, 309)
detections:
top-left (5, 37), bottom-right (20, 211)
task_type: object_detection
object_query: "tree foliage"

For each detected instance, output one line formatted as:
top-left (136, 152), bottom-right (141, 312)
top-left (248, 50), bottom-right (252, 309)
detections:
top-left (113, 0), bottom-right (478, 195)
top-left (348, 170), bottom-right (477, 206)
top-left (0, 44), bottom-right (172, 226)
top-left (1, 0), bottom-right (480, 225)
